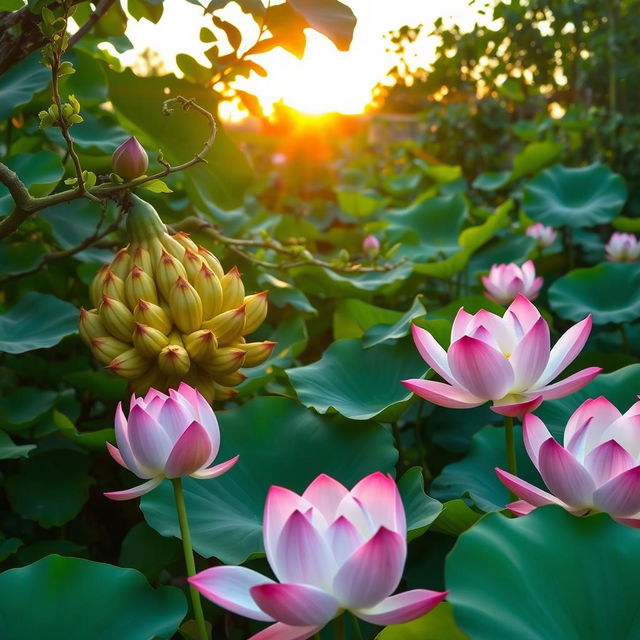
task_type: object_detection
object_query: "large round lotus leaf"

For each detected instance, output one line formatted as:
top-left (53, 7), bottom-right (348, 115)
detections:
top-left (430, 425), bottom-right (539, 512)
top-left (535, 365), bottom-right (640, 440)
top-left (286, 338), bottom-right (427, 421)
top-left (141, 396), bottom-right (398, 563)
top-left (548, 262), bottom-right (640, 324)
top-left (446, 507), bottom-right (640, 640)
top-left (523, 163), bottom-right (627, 228)
top-left (0, 554), bottom-right (186, 640)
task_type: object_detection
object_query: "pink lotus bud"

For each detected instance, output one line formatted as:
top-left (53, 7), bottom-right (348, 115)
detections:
top-left (112, 136), bottom-right (149, 180)
top-left (104, 383), bottom-right (239, 500)
top-left (605, 232), bottom-right (640, 263)
top-left (402, 295), bottom-right (601, 417)
top-left (362, 234), bottom-right (380, 256)
top-left (526, 223), bottom-right (557, 249)
top-left (496, 397), bottom-right (640, 527)
top-left (189, 472), bottom-right (447, 637)
top-left (482, 260), bottom-right (543, 305)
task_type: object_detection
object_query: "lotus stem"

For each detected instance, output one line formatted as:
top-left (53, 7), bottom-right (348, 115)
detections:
top-left (504, 416), bottom-right (518, 499)
top-left (350, 613), bottom-right (364, 640)
top-left (172, 478), bottom-right (209, 640)
top-left (334, 613), bottom-right (346, 640)
top-left (391, 422), bottom-right (407, 469)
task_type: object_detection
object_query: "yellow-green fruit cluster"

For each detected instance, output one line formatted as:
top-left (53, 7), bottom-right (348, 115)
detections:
top-left (79, 196), bottom-right (273, 402)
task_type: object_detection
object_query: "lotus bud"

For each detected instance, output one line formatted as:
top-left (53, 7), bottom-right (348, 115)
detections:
top-left (212, 382), bottom-right (238, 401)
top-left (125, 266), bottom-right (158, 307)
top-left (112, 136), bottom-right (148, 180)
top-left (235, 340), bottom-right (277, 367)
top-left (193, 263), bottom-right (223, 319)
top-left (106, 348), bottom-right (151, 379)
top-left (184, 329), bottom-right (218, 363)
top-left (197, 245), bottom-right (225, 279)
top-left (215, 370), bottom-right (247, 387)
top-left (131, 245), bottom-right (154, 276)
top-left (79, 307), bottom-right (106, 342)
top-left (243, 291), bottom-right (268, 335)
top-left (133, 299), bottom-right (172, 334)
top-left (160, 233), bottom-right (186, 262)
top-left (110, 247), bottom-right (131, 280)
top-left (99, 295), bottom-right (135, 342)
top-left (101, 270), bottom-right (126, 302)
top-left (200, 347), bottom-right (245, 375)
top-left (90, 336), bottom-right (129, 364)
top-left (203, 306), bottom-right (246, 345)
top-left (90, 265), bottom-right (110, 307)
top-left (183, 249), bottom-right (205, 282)
top-left (132, 322), bottom-right (169, 357)
top-left (220, 266), bottom-right (245, 311)
top-left (169, 276), bottom-right (203, 333)
top-left (156, 249), bottom-right (187, 301)
top-left (363, 233), bottom-right (380, 257)
top-left (173, 231), bottom-right (199, 253)
top-left (147, 237), bottom-right (165, 269)
top-left (157, 344), bottom-right (191, 377)
top-left (125, 195), bottom-right (167, 245)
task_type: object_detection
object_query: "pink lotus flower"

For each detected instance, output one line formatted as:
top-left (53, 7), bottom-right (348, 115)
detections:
top-left (526, 223), bottom-right (557, 249)
top-left (363, 234), bottom-right (380, 256)
top-left (605, 232), bottom-right (640, 263)
top-left (482, 260), bottom-right (543, 305)
top-left (104, 383), bottom-right (238, 500)
top-left (402, 295), bottom-right (600, 417)
top-left (189, 473), bottom-right (447, 639)
top-left (496, 397), bottom-right (640, 527)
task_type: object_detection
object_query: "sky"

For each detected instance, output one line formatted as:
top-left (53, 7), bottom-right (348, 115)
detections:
top-left (122, 0), bottom-right (481, 117)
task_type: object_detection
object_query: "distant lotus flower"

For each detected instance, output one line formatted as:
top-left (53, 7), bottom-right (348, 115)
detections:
top-left (105, 383), bottom-right (238, 500)
top-left (496, 397), bottom-right (640, 527)
top-left (402, 295), bottom-right (600, 417)
top-left (272, 152), bottom-right (287, 166)
top-left (190, 473), bottom-right (447, 639)
top-left (526, 223), bottom-right (557, 249)
top-left (605, 232), bottom-right (640, 263)
top-left (363, 234), bottom-right (380, 256)
top-left (112, 136), bottom-right (149, 180)
top-left (482, 260), bottom-right (543, 305)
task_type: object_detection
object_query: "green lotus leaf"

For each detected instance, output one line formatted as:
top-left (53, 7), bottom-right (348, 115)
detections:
top-left (398, 467), bottom-right (443, 541)
top-left (0, 52), bottom-right (50, 120)
top-left (334, 299), bottom-right (403, 340)
top-left (363, 296), bottom-right (426, 348)
top-left (0, 293), bottom-right (79, 354)
top-left (523, 163), bottom-right (627, 228)
top-left (548, 262), bottom-right (640, 324)
top-left (0, 555), bottom-right (186, 640)
top-left (141, 396), bottom-right (397, 563)
top-left (286, 338), bottom-right (426, 421)
top-left (0, 432), bottom-right (36, 460)
top-left (446, 507), bottom-right (640, 640)
top-left (377, 603), bottom-right (467, 640)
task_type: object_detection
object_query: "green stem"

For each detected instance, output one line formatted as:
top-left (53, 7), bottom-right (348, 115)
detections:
top-left (334, 613), bottom-right (346, 640)
top-left (391, 422), bottom-right (406, 469)
top-left (314, 634), bottom-right (322, 640)
top-left (350, 613), bottom-right (364, 640)
top-left (504, 416), bottom-right (517, 499)
top-left (172, 478), bottom-right (209, 640)
top-left (414, 400), bottom-right (432, 482)
top-left (619, 323), bottom-right (630, 355)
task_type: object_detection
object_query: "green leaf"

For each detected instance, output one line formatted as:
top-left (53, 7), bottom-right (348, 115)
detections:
top-left (0, 242), bottom-right (46, 277)
top-left (0, 386), bottom-right (58, 430)
top-left (333, 299), bottom-right (402, 340)
top-left (141, 396), bottom-right (397, 563)
top-left (472, 171), bottom-right (510, 191)
top-left (377, 603), bottom-right (467, 640)
top-left (0, 152), bottom-right (64, 215)
top-left (446, 507), bottom-right (640, 640)
top-left (286, 338), bottom-right (426, 421)
top-left (0, 537), bottom-right (22, 562)
top-left (0, 555), bottom-right (186, 640)
top-left (128, 0), bottom-right (164, 23)
top-left (53, 410), bottom-right (114, 450)
top-left (398, 467), bottom-right (443, 541)
top-left (429, 499), bottom-right (482, 536)
top-left (0, 293), bottom-right (79, 354)
top-left (140, 178), bottom-right (173, 193)
top-left (548, 262), bottom-right (640, 325)
top-left (510, 141), bottom-right (563, 181)
top-left (258, 274), bottom-right (317, 315)
top-left (0, 0), bottom-right (24, 9)
top-left (0, 52), bottom-right (50, 119)
top-left (119, 522), bottom-right (181, 582)
top-left (5, 449), bottom-right (91, 527)
top-left (0, 432), bottom-right (36, 459)
top-left (107, 68), bottom-right (253, 210)
top-left (288, 0), bottom-right (356, 51)
top-left (523, 163), bottom-right (627, 228)
top-left (336, 189), bottom-right (387, 217)
top-left (362, 296), bottom-right (426, 348)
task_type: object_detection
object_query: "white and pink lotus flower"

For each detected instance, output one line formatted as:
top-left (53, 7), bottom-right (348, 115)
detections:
top-left (496, 397), bottom-right (640, 527)
top-left (605, 232), bottom-right (640, 263)
top-left (526, 223), bottom-right (557, 249)
top-left (190, 472), bottom-right (447, 639)
top-left (402, 295), bottom-right (601, 417)
top-left (482, 260), bottom-right (543, 305)
top-left (105, 383), bottom-right (238, 500)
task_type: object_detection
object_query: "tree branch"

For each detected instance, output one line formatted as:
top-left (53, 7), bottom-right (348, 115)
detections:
top-left (68, 0), bottom-right (115, 49)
